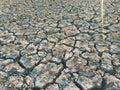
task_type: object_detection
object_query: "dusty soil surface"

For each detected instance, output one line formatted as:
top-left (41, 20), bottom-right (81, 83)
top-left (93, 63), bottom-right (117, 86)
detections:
top-left (0, 0), bottom-right (120, 90)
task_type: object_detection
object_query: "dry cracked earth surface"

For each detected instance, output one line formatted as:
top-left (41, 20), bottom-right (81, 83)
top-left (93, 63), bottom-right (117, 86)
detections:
top-left (0, 0), bottom-right (120, 90)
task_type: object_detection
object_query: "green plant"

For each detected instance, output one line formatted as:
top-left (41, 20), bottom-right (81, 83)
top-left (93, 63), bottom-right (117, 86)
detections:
top-left (113, 36), bottom-right (120, 41)
top-left (0, 78), bottom-right (8, 86)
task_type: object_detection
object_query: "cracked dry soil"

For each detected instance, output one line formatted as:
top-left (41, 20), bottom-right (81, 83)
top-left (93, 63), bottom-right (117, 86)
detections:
top-left (0, 0), bottom-right (120, 90)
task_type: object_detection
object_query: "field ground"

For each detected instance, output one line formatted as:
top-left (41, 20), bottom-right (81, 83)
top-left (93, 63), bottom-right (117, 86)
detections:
top-left (0, 0), bottom-right (120, 90)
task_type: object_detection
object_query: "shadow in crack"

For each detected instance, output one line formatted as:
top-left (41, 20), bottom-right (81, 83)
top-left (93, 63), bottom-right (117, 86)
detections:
top-left (32, 87), bottom-right (40, 90)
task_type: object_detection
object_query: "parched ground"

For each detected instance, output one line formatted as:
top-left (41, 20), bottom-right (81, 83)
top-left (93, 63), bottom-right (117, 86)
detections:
top-left (0, 0), bottom-right (120, 90)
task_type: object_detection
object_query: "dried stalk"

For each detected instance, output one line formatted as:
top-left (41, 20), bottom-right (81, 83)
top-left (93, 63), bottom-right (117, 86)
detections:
top-left (101, 0), bottom-right (104, 29)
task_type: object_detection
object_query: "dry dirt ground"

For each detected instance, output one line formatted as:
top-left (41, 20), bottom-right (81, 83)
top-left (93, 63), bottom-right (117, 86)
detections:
top-left (0, 0), bottom-right (120, 90)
